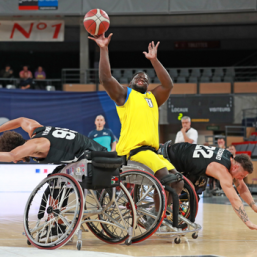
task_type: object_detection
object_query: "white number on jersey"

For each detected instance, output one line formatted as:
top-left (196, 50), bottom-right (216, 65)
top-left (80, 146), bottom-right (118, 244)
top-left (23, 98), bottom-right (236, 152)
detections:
top-left (145, 98), bottom-right (153, 108)
top-left (52, 127), bottom-right (77, 140)
top-left (193, 145), bottom-right (216, 159)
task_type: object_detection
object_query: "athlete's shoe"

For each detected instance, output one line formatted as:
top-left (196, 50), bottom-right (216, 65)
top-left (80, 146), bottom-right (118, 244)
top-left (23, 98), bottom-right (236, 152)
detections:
top-left (39, 224), bottom-right (66, 243)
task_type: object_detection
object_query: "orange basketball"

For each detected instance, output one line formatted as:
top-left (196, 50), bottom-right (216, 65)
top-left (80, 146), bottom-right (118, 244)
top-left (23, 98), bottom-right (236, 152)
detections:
top-left (83, 9), bottom-right (110, 36)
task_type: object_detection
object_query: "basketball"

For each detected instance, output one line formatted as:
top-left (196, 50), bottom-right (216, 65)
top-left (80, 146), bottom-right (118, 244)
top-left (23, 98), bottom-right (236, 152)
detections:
top-left (83, 9), bottom-right (110, 36)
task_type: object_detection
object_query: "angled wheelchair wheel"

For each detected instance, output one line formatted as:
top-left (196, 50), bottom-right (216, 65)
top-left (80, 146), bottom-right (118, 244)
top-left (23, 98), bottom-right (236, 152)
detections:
top-left (120, 170), bottom-right (166, 244)
top-left (24, 173), bottom-right (84, 250)
top-left (83, 183), bottom-right (136, 244)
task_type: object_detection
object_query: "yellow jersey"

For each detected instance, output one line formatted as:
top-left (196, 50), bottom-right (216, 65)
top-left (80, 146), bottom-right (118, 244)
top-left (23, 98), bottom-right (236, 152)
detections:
top-left (116, 88), bottom-right (159, 156)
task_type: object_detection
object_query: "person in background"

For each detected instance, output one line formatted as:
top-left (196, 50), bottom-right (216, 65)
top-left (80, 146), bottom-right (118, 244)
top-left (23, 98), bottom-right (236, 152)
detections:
top-left (175, 116), bottom-right (198, 144)
top-left (217, 137), bottom-right (226, 149)
top-left (19, 66), bottom-right (33, 90)
top-left (34, 66), bottom-right (46, 90)
top-left (228, 145), bottom-right (236, 158)
top-left (0, 65), bottom-right (14, 88)
top-left (88, 115), bottom-right (117, 152)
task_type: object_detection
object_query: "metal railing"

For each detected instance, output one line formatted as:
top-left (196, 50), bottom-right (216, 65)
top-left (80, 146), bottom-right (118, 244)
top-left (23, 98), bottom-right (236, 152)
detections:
top-left (0, 77), bottom-right (62, 90)
top-left (225, 126), bottom-right (246, 141)
top-left (242, 108), bottom-right (257, 128)
top-left (61, 66), bottom-right (257, 85)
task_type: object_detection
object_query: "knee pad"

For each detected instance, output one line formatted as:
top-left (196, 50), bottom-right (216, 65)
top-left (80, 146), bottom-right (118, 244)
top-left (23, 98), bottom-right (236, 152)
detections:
top-left (159, 173), bottom-right (183, 186)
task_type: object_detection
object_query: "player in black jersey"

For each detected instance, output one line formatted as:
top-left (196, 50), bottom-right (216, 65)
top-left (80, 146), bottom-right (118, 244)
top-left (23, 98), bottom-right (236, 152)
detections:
top-left (163, 142), bottom-right (257, 230)
top-left (0, 117), bottom-right (106, 163)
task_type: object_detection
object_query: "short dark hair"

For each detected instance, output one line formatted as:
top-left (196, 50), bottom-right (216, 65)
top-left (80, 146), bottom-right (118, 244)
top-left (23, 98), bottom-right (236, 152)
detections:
top-left (130, 71), bottom-right (149, 82)
top-left (234, 154), bottom-right (253, 174)
top-left (0, 131), bottom-right (26, 152)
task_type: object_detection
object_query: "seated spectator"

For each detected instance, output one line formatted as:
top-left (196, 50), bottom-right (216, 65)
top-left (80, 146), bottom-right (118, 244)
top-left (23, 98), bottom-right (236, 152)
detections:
top-left (217, 137), bottom-right (226, 149)
top-left (19, 66), bottom-right (33, 90)
top-left (34, 66), bottom-right (46, 89)
top-left (227, 145), bottom-right (236, 158)
top-left (0, 65), bottom-right (14, 88)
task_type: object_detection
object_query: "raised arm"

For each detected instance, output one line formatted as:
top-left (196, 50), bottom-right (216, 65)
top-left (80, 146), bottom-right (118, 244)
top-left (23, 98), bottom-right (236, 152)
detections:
top-left (145, 42), bottom-right (173, 107)
top-left (0, 117), bottom-right (42, 137)
top-left (88, 33), bottom-right (127, 106)
top-left (234, 179), bottom-right (257, 213)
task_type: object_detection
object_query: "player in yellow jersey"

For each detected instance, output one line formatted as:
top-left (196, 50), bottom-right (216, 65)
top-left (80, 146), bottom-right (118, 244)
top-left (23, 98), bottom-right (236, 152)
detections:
top-left (89, 33), bottom-right (184, 213)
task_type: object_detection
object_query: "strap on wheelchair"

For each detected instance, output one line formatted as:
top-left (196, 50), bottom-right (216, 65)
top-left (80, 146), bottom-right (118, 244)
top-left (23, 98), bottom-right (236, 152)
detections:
top-left (128, 145), bottom-right (157, 160)
top-left (160, 173), bottom-right (183, 185)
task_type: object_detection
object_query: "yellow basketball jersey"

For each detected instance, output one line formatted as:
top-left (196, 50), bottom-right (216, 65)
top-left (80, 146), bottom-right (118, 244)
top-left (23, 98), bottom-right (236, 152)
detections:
top-left (116, 88), bottom-right (159, 156)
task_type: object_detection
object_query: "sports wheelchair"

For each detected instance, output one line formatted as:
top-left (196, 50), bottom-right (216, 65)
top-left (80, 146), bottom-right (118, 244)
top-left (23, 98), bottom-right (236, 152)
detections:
top-left (120, 160), bottom-right (201, 244)
top-left (23, 151), bottom-right (137, 250)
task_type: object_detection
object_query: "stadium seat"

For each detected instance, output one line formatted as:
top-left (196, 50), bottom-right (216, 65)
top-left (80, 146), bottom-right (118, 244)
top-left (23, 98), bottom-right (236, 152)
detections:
top-left (236, 151), bottom-right (252, 157)
top-left (123, 69), bottom-right (133, 79)
top-left (120, 77), bottom-right (129, 84)
top-left (213, 68), bottom-right (224, 77)
top-left (234, 144), bottom-right (243, 152)
top-left (223, 76), bottom-right (234, 82)
top-left (188, 76), bottom-right (198, 83)
top-left (169, 69), bottom-right (178, 79)
top-left (202, 68), bottom-right (213, 77)
top-left (225, 67), bottom-right (235, 77)
top-left (247, 143), bottom-right (256, 153)
top-left (252, 145), bottom-right (257, 158)
top-left (212, 76), bottom-right (222, 82)
top-left (240, 144), bottom-right (248, 152)
top-left (247, 135), bottom-right (256, 141)
top-left (199, 76), bottom-right (210, 83)
top-left (176, 76), bottom-right (186, 83)
top-left (146, 69), bottom-right (156, 79)
top-left (179, 68), bottom-right (190, 77)
top-left (190, 68), bottom-right (201, 78)
top-left (112, 69), bottom-right (122, 79)
top-left (153, 77), bottom-right (160, 83)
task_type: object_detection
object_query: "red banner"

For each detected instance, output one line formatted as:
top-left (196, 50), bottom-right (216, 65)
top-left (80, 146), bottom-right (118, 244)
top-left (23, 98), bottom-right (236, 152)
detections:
top-left (0, 20), bottom-right (64, 41)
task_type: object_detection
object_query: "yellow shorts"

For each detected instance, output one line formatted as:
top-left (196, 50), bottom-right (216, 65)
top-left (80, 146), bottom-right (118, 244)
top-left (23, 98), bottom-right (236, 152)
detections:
top-left (129, 150), bottom-right (175, 173)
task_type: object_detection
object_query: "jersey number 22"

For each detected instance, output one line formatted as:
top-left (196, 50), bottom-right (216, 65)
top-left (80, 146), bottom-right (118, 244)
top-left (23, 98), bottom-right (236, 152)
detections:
top-left (193, 145), bottom-right (216, 159)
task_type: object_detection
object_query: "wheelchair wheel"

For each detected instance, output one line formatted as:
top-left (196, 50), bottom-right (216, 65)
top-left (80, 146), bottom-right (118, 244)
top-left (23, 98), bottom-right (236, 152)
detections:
top-left (166, 176), bottom-right (198, 227)
top-left (121, 170), bottom-right (166, 244)
top-left (83, 183), bottom-right (136, 244)
top-left (24, 173), bottom-right (84, 249)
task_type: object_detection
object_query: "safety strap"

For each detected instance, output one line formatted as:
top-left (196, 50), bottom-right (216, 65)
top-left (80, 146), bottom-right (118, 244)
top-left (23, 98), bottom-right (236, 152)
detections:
top-left (128, 145), bottom-right (158, 160)
top-left (160, 173), bottom-right (183, 186)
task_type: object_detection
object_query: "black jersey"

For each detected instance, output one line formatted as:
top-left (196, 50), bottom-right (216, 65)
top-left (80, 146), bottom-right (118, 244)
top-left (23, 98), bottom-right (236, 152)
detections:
top-left (31, 126), bottom-right (107, 164)
top-left (168, 143), bottom-right (232, 178)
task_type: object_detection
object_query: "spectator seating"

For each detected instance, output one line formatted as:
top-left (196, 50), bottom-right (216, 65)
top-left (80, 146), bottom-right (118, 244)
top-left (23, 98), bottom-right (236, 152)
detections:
top-left (177, 76), bottom-right (187, 83)
top-left (168, 69), bottom-right (178, 80)
top-left (212, 76), bottom-right (222, 82)
top-left (112, 70), bottom-right (122, 79)
top-left (236, 151), bottom-right (252, 157)
top-left (120, 77), bottom-right (129, 84)
top-left (223, 76), bottom-right (234, 82)
top-left (179, 68), bottom-right (190, 78)
top-left (232, 141), bottom-right (257, 158)
top-left (200, 76), bottom-right (210, 83)
top-left (190, 68), bottom-right (201, 78)
top-left (122, 69), bottom-right (133, 79)
top-left (146, 69), bottom-right (156, 81)
top-left (202, 68), bottom-right (213, 78)
top-left (224, 67), bottom-right (235, 77)
top-left (188, 76), bottom-right (198, 83)
top-left (213, 68), bottom-right (224, 78)
top-left (153, 77), bottom-right (160, 83)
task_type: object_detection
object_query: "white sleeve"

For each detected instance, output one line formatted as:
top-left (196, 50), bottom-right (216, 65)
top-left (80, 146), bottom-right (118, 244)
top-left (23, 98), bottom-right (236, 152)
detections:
top-left (189, 129), bottom-right (198, 144)
top-left (174, 132), bottom-right (180, 143)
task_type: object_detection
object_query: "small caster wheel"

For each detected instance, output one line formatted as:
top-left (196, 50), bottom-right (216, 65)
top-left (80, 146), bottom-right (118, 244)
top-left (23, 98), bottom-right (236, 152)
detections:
top-left (125, 239), bottom-right (132, 245)
top-left (192, 233), bottom-right (198, 239)
top-left (77, 241), bottom-right (82, 250)
top-left (174, 237), bottom-right (181, 244)
top-left (27, 239), bottom-right (31, 245)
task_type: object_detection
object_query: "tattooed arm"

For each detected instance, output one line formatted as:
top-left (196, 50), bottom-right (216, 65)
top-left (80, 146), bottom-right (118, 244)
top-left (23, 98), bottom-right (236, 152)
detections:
top-left (233, 179), bottom-right (257, 212)
top-left (220, 176), bottom-right (257, 230)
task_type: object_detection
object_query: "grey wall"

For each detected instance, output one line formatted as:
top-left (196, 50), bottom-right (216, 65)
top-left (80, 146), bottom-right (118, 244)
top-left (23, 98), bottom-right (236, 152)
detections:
top-left (0, 0), bottom-right (256, 16)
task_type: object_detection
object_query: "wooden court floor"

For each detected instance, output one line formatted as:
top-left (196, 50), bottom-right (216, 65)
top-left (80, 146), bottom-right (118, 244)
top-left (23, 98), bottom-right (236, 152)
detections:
top-left (1, 195), bottom-right (257, 257)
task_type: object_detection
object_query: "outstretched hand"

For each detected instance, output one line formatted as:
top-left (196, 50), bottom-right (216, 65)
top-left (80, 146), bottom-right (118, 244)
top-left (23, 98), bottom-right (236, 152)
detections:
top-left (143, 41), bottom-right (160, 60)
top-left (88, 33), bottom-right (113, 48)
